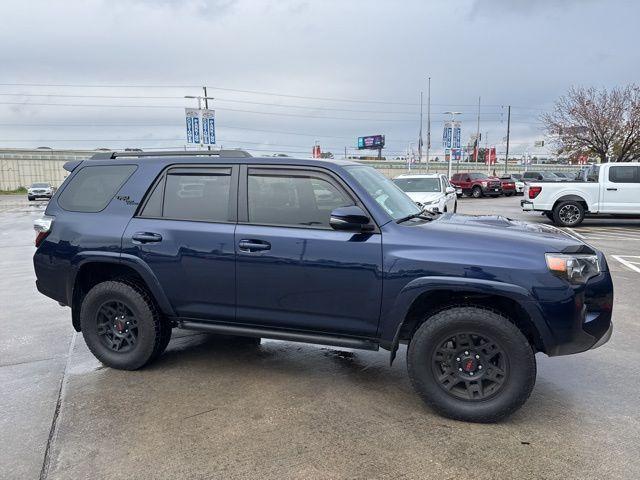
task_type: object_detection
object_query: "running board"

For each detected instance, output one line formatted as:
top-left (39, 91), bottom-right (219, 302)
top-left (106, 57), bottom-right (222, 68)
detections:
top-left (178, 320), bottom-right (379, 351)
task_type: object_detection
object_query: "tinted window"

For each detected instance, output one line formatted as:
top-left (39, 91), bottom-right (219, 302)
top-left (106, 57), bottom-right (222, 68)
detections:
top-left (469, 173), bottom-right (489, 180)
top-left (31, 183), bottom-right (50, 188)
top-left (609, 166), bottom-right (638, 183)
top-left (58, 165), bottom-right (136, 212)
top-left (393, 178), bottom-right (441, 192)
top-left (248, 171), bottom-right (352, 227)
top-left (160, 170), bottom-right (232, 221)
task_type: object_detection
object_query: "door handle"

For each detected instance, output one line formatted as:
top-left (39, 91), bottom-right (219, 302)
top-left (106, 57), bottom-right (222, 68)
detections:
top-left (132, 232), bottom-right (163, 243)
top-left (606, 187), bottom-right (618, 191)
top-left (238, 239), bottom-right (271, 252)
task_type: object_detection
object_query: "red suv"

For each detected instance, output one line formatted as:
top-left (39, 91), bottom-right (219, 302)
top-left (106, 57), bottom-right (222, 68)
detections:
top-left (450, 173), bottom-right (502, 198)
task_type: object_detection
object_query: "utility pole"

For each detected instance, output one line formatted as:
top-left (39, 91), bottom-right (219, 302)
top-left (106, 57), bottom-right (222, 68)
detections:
top-left (426, 77), bottom-right (431, 171)
top-left (203, 86), bottom-right (211, 150)
top-left (475, 96), bottom-right (481, 163)
top-left (418, 91), bottom-right (423, 169)
top-left (504, 105), bottom-right (511, 174)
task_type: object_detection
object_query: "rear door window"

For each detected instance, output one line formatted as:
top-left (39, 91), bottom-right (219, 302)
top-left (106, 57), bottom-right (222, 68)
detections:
top-left (58, 165), bottom-right (137, 212)
top-left (140, 168), bottom-right (233, 222)
top-left (609, 166), bottom-right (638, 183)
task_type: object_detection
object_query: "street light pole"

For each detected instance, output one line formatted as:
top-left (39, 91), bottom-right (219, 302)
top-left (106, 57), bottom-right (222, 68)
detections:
top-left (504, 105), bottom-right (511, 175)
top-left (426, 77), bottom-right (431, 171)
top-left (443, 111), bottom-right (461, 179)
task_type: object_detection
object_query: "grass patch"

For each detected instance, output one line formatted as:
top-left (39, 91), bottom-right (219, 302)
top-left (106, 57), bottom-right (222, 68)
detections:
top-left (0, 187), bottom-right (28, 194)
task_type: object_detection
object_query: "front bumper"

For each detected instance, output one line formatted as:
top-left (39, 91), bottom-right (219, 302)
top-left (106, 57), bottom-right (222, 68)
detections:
top-left (544, 270), bottom-right (614, 356)
top-left (482, 186), bottom-right (502, 195)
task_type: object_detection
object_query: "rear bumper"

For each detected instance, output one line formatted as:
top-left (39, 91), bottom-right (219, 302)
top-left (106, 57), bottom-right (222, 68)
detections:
top-left (521, 199), bottom-right (536, 211)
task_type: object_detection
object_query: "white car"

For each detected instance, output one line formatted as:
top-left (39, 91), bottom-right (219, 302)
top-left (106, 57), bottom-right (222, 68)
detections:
top-left (393, 173), bottom-right (458, 213)
top-left (521, 162), bottom-right (640, 226)
top-left (27, 183), bottom-right (55, 201)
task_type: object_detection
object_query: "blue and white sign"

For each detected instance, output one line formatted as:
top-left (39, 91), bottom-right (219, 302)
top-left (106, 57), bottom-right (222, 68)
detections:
top-left (443, 124), bottom-right (452, 148)
top-left (201, 109), bottom-right (216, 145)
top-left (443, 122), bottom-right (461, 149)
top-left (453, 125), bottom-right (461, 149)
top-left (185, 108), bottom-right (199, 144)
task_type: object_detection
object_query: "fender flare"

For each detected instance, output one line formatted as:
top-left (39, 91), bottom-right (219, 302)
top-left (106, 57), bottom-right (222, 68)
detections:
top-left (67, 251), bottom-right (176, 318)
top-left (383, 276), bottom-right (553, 365)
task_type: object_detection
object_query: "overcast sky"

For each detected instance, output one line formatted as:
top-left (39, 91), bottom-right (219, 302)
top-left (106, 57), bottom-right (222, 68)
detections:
top-left (0, 0), bottom-right (638, 158)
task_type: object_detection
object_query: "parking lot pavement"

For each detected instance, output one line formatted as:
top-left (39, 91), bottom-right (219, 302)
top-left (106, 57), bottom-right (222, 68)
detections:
top-left (2, 194), bottom-right (640, 480)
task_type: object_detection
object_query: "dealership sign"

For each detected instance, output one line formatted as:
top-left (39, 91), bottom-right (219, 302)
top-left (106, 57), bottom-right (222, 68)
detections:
top-left (185, 108), bottom-right (216, 145)
top-left (357, 135), bottom-right (385, 150)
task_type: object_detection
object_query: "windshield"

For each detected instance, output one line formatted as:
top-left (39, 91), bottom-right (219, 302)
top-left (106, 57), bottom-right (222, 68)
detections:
top-left (469, 173), bottom-right (489, 180)
top-left (31, 183), bottom-right (50, 188)
top-left (393, 177), bottom-right (441, 193)
top-left (345, 166), bottom-right (421, 220)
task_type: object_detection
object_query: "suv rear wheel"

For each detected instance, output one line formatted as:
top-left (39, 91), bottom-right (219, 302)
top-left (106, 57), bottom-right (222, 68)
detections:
top-left (552, 200), bottom-right (585, 227)
top-left (407, 306), bottom-right (536, 423)
top-left (80, 280), bottom-right (171, 370)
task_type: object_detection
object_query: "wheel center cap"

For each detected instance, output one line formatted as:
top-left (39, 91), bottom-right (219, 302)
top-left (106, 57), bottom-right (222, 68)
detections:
top-left (463, 358), bottom-right (476, 372)
top-left (114, 320), bottom-right (126, 333)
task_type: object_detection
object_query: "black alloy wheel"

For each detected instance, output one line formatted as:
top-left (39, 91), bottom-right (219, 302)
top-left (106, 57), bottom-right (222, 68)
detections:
top-left (431, 332), bottom-right (508, 401)
top-left (96, 300), bottom-right (139, 353)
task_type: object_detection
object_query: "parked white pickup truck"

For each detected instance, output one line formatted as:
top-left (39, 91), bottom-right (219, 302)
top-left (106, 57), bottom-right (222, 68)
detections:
top-left (521, 163), bottom-right (640, 226)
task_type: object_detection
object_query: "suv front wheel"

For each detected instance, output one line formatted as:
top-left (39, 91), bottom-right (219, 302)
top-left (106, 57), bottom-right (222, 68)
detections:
top-left (407, 307), bottom-right (536, 423)
top-left (80, 280), bottom-right (172, 370)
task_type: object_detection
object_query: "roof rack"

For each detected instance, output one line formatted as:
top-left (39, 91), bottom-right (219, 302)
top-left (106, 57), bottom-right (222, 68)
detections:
top-left (90, 149), bottom-right (252, 160)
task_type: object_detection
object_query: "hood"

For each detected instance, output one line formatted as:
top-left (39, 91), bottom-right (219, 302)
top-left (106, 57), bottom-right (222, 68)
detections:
top-left (405, 213), bottom-right (594, 255)
top-left (405, 192), bottom-right (443, 204)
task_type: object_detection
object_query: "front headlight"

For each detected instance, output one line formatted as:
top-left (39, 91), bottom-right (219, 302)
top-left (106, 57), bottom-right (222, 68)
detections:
top-left (545, 253), bottom-right (600, 284)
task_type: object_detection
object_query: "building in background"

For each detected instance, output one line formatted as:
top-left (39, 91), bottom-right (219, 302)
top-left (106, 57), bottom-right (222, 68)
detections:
top-left (0, 147), bottom-right (100, 190)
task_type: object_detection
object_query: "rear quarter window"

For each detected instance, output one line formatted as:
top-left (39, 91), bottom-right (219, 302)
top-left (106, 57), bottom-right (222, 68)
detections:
top-left (58, 165), bottom-right (137, 213)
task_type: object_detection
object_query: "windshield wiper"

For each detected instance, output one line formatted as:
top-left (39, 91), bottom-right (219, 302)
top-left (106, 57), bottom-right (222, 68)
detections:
top-left (395, 211), bottom-right (435, 224)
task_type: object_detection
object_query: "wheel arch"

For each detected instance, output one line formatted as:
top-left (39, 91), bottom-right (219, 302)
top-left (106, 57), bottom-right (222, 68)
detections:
top-left (384, 277), bottom-right (552, 365)
top-left (69, 254), bottom-right (175, 331)
top-left (552, 194), bottom-right (589, 213)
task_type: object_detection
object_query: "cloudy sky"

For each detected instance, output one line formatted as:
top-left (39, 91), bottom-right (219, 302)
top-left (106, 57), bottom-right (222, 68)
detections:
top-left (0, 0), bottom-right (638, 158)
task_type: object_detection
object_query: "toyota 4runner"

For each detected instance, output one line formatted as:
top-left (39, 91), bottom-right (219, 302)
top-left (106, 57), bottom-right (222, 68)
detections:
top-left (33, 151), bottom-right (614, 423)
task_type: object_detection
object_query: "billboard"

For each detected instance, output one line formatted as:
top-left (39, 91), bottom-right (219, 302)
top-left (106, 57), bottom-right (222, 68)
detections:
top-left (357, 135), bottom-right (385, 150)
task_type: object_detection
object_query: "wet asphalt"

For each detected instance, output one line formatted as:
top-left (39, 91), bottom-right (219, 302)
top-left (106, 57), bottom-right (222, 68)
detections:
top-left (1, 194), bottom-right (639, 480)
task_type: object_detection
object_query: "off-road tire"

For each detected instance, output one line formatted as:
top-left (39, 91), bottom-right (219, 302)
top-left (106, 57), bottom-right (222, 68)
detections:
top-left (407, 306), bottom-right (536, 423)
top-left (80, 280), bottom-right (171, 370)
top-left (552, 200), bottom-right (585, 227)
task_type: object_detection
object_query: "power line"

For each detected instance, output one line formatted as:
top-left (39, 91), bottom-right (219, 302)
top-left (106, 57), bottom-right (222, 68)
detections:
top-left (0, 82), bottom-right (546, 109)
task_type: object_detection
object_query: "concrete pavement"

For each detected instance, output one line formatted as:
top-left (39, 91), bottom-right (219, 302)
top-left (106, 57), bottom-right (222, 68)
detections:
top-left (1, 194), bottom-right (639, 479)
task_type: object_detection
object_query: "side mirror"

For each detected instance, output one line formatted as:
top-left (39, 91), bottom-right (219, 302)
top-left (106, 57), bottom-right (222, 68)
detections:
top-left (445, 186), bottom-right (455, 194)
top-left (330, 206), bottom-right (373, 232)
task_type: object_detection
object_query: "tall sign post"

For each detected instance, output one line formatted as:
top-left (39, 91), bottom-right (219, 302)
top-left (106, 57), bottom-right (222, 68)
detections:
top-left (184, 95), bottom-right (216, 149)
top-left (442, 111), bottom-right (461, 179)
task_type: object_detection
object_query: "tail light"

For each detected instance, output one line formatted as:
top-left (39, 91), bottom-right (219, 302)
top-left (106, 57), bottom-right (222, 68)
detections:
top-left (34, 215), bottom-right (54, 247)
top-left (529, 186), bottom-right (542, 199)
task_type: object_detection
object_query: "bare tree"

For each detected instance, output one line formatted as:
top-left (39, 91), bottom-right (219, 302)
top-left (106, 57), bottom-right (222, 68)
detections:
top-left (542, 85), bottom-right (640, 162)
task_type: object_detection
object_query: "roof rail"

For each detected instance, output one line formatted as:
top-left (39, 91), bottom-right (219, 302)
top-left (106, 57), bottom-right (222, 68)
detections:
top-left (90, 149), bottom-right (252, 160)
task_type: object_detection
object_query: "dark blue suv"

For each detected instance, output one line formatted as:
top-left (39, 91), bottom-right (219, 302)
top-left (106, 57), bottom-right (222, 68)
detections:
top-left (33, 151), bottom-right (613, 422)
